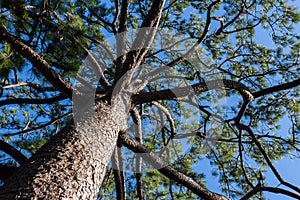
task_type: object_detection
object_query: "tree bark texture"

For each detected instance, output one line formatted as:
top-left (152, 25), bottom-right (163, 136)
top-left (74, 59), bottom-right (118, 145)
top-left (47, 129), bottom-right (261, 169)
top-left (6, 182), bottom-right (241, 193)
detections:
top-left (0, 102), bottom-right (119, 200)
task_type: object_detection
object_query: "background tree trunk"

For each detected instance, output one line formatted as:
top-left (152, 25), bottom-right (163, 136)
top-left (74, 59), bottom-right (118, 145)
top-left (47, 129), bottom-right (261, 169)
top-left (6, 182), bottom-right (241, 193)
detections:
top-left (0, 102), bottom-right (119, 200)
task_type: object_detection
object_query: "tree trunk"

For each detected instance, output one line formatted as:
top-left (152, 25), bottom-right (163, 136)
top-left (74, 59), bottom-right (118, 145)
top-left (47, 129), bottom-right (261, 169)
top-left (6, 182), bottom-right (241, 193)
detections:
top-left (0, 102), bottom-right (119, 200)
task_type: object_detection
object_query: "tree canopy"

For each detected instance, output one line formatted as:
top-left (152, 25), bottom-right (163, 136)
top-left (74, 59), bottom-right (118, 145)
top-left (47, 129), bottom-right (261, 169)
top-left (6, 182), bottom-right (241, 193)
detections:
top-left (0, 0), bottom-right (300, 199)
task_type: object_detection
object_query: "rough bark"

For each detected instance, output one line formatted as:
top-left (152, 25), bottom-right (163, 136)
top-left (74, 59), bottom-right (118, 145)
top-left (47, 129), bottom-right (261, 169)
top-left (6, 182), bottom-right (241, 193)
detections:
top-left (0, 102), bottom-right (119, 200)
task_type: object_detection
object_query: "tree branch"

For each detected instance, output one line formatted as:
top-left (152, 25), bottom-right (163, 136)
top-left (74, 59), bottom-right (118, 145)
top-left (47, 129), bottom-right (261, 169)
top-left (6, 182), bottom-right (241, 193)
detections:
top-left (241, 186), bottom-right (300, 200)
top-left (236, 124), bottom-right (300, 194)
top-left (115, 0), bottom-right (131, 78)
top-left (0, 140), bottom-right (28, 165)
top-left (152, 102), bottom-right (175, 136)
top-left (112, 149), bottom-right (126, 200)
top-left (0, 95), bottom-right (67, 107)
top-left (0, 165), bottom-right (19, 180)
top-left (118, 132), bottom-right (230, 200)
top-left (78, 0), bottom-right (115, 33)
top-left (115, 0), bottom-right (166, 81)
top-left (0, 28), bottom-right (74, 98)
top-left (145, 0), bottom-right (223, 80)
top-left (3, 112), bottom-right (71, 136)
top-left (132, 79), bottom-right (252, 105)
top-left (253, 78), bottom-right (300, 98)
top-left (130, 107), bottom-right (144, 199)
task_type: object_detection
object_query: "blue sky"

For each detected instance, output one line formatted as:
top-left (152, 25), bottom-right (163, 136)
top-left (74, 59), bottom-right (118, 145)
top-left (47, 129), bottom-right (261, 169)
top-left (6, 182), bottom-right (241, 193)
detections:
top-left (182, 1), bottom-right (300, 199)
top-left (0, 0), bottom-right (299, 199)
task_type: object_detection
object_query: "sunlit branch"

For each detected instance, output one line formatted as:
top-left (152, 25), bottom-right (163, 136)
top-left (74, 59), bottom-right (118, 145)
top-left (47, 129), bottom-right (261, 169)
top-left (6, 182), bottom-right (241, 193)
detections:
top-left (115, 0), bottom-right (166, 81)
top-left (152, 102), bottom-right (175, 136)
top-left (1, 82), bottom-right (34, 90)
top-left (129, 107), bottom-right (144, 199)
top-left (0, 81), bottom-right (56, 93)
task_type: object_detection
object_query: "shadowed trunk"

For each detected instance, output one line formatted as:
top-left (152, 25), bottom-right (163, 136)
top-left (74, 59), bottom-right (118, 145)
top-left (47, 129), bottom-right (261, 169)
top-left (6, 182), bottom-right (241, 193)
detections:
top-left (0, 102), bottom-right (120, 200)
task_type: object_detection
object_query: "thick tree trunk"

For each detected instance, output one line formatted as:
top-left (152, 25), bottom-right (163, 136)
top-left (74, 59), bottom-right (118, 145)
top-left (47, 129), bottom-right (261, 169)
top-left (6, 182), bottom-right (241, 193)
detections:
top-left (0, 102), bottom-right (119, 200)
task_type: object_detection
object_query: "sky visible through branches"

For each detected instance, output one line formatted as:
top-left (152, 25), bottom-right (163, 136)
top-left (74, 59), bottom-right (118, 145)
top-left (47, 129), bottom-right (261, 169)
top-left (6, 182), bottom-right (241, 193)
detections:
top-left (0, 0), bottom-right (299, 199)
top-left (202, 1), bottom-right (300, 199)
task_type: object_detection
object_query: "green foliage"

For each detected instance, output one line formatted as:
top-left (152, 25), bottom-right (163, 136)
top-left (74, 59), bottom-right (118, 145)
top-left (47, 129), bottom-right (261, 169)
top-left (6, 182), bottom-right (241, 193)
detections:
top-left (14, 137), bottom-right (47, 153)
top-left (0, 0), bottom-right (299, 199)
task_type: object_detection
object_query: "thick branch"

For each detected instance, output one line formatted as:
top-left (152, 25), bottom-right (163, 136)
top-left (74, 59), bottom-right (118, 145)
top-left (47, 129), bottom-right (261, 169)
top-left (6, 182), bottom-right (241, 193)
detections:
top-left (132, 79), bottom-right (252, 104)
top-left (253, 78), bottom-right (300, 98)
top-left (115, 0), bottom-right (131, 78)
top-left (0, 140), bottom-right (28, 165)
top-left (0, 165), bottom-right (19, 180)
top-left (115, 0), bottom-right (166, 81)
top-left (118, 132), bottom-right (230, 200)
top-left (241, 186), bottom-right (300, 200)
top-left (118, 0), bottom-right (130, 33)
top-left (0, 29), bottom-right (73, 98)
top-left (0, 95), bottom-right (67, 107)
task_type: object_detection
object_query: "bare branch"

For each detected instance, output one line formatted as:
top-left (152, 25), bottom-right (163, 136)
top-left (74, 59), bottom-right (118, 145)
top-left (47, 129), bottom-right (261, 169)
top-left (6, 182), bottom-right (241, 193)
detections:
top-left (115, 0), bottom-right (131, 78)
top-left (118, 0), bottom-right (131, 33)
top-left (237, 128), bottom-right (254, 188)
top-left (112, 0), bottom-right (120, 29)
top-left (129, 107), bottom-right (144, 199)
